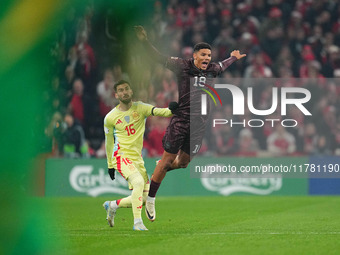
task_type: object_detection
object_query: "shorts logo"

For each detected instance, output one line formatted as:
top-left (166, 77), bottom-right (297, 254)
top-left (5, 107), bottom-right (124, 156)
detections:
top-left (164, 141), bottom-right (171, 150)
top-left (192, 144), bottom-right (201, 154)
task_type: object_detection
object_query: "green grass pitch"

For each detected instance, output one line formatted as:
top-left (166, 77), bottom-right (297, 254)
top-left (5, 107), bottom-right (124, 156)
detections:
top-left (42, 196), bottom-right (340, 255)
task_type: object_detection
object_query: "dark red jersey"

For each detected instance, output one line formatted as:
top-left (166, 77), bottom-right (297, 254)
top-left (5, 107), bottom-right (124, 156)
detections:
top-left (165, 57), bottom-right (218, 118)
top-left (143, 40), bottom-right (237, 118)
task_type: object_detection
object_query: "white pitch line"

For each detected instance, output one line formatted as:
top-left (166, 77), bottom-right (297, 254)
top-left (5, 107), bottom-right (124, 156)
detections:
top-left (62, 232), bottom-right (340, 237)
top-left (198, 232), bottom-right (340, 235)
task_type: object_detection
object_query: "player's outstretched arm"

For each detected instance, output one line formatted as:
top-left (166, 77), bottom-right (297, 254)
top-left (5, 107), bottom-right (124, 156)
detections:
top-left (219, 50), bottom-right (246, 72)
top-left (139, 101), bottom-right (173, 118)
top-left (168, 102), bottom-right (179, 114)
top-left (151, 106), bottom-right (173, 117)
top-left (134, 25), bottom-right (168, 64)
top-left (152, 102), bottom-right (178, 117)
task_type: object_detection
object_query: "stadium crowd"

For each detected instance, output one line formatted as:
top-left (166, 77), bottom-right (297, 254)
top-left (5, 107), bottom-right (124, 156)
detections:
top-left (45, 0), bottom-right (340, 158)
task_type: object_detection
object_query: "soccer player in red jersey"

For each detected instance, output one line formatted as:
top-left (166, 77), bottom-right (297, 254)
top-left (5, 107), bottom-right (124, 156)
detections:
top-left (135, 26), bottom-right (246, 221)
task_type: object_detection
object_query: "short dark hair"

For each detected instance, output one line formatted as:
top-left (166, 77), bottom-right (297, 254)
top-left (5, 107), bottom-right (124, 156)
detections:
top-left (114, 80), bottom-right (131, 92)
top-left (193, 42), bottom-right (212, 52)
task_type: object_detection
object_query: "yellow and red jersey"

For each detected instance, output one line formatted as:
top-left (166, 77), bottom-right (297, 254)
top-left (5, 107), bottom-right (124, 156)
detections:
top-left (104, 101), bottom-right (172, 169)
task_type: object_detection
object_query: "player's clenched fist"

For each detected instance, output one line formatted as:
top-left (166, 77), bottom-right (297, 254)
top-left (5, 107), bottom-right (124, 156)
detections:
top-left (230, 50), bottom-right (246, 60)
top-left (134, 25), bottom-right (147, 41)
top-left (168, 101), bottom-right (179, 114)
top-left (108, 168), bottom-right (115, 180)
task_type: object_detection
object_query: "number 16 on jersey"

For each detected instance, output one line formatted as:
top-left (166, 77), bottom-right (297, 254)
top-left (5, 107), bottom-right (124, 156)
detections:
top-left (125, 124), bottom-right (135, 136)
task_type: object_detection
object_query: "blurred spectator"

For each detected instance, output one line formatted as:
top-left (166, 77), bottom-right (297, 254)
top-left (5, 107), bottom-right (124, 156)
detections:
top-left (212, 27), bottom-right (236, 58)
top-left (73, 32), bottom-right (96, 94)
top-left (251, 0), bottom-right (267, 22)
top-left (324, 45), bottom-right (340, 77)
top-left (112, 64), bottom-right (130, 83)
top-left (174, 2), bottom-right (195, 29)
top-left (321, 106), bottom-right (336, 139)
top-left (44, 76), bottom-right (68, 115)
top-left (238, 32), bottom-right (259, 55)
top-left (144, 117), bottom-right (169, 157)
top-left (210, 111), bottom-right (235, 156)
top-left (244, 50), bottom-right (272, 78)
top-left (289, 28), bottom-right (308, 75)
top-left (75, 32), bottom-right (96, 70)
top-left (313, 135), bottom-right (332, 155)
top-left (181, 46), bottom-right (193, 58)
top-left (62, 113), bottom-right (89, 158)
top-left (63, 47), bottom-right (78, 91)
top-left (234, 128), bottom-right (259, 156)
top-left (287, 11), bottom-right (310, 41)
top-left (233, 3), bottom-right (260, 38)
top-left (303, 123), bottom-right (318, 154)
top-left (332, 121), bottom-right (340, 155)
top-left (45, 112), bottom-right (63, 156)
top-left (63, 7), bottom-right (78, 49)
top-left (220, 9), bottom-right (232, 28)
top-left (259, 7), bottom-right (284, 61)
top-left (95, 140), bottom-right (106, 158)
top-left (205, 2), bottom-right (220, 40)
top-left (68, 79), bottom-right (91, 127)
top-left (154, 69), bottom-right (177, 107)
top-left (273, 46), bottom-right (294, 77)
top-left (97, 69), bottom-right (117, 117)
top-left (267, 125), bottom-right (296, 156)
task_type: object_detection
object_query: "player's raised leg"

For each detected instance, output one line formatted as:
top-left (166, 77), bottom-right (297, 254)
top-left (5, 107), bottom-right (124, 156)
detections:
top-left (169, 150), bottom-right (190, 171)
top-left (129, 172), bottom-right (148, 231)
top-left (146, 151), bottom-right (176, 221)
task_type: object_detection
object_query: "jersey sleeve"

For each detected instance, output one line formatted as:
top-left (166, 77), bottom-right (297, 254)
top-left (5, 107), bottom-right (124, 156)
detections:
top-left (138, 101), bottom-right (172, 118)
top-left (104, 115), bottom-right (115, 169)
top-left (141, 40), bottom-right (185, 74)
top-left (218, 56), bottom-right (237, 73)
top-left (165, 57), bottom-right (185, 74)
top-left (152, 107), bottom-right (172, 117)
top-left (142, 40), bottom-right (168, 64)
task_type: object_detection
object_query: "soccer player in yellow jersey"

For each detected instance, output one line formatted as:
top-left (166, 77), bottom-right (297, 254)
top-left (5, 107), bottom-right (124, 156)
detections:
top-left (103, 80), bottom-right (176, 231)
